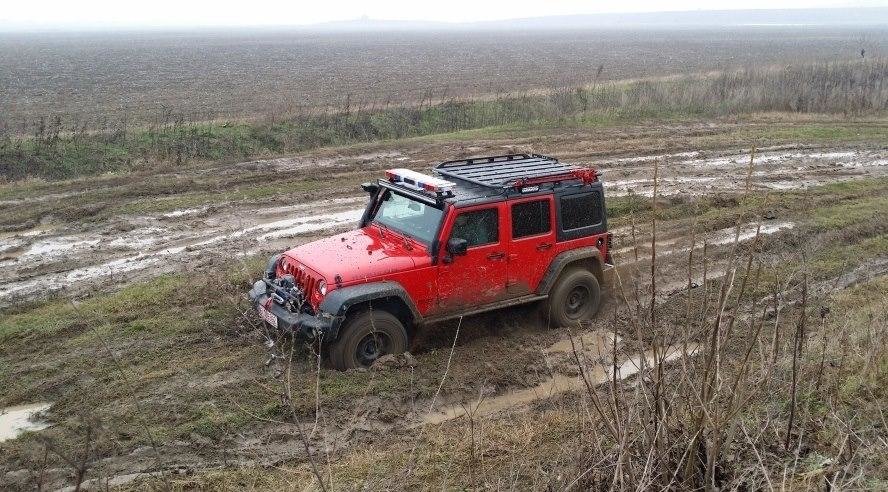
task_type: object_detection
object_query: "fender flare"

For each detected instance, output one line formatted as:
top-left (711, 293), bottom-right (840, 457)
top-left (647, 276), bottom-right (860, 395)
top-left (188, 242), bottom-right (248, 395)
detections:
top-left (319, 281), bottom-right (422, 338)
top-left (536, 247), bottom-right (603, 295)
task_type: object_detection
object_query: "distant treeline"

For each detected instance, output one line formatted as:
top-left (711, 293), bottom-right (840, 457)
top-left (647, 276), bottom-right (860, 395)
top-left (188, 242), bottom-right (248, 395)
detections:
top-left (1, 58), bottom-right (886, 181)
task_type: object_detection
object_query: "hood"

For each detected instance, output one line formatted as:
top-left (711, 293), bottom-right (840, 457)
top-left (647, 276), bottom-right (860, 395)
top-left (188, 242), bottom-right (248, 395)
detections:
top-left (282, 225), bottom-right (431, 286)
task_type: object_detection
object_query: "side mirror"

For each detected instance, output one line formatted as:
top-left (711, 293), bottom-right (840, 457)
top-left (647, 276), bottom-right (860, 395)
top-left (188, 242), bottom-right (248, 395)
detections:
top-left (361, 182), bottom-right (379, 196)
top-left (446, 238), bottom-right (468, 256)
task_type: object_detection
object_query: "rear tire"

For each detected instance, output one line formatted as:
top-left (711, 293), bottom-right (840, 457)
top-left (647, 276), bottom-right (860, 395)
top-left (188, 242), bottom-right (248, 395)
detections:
top-left (543, 268), bottom-right (601, 328)
top-left (329, 310), bottom-right (408, 371)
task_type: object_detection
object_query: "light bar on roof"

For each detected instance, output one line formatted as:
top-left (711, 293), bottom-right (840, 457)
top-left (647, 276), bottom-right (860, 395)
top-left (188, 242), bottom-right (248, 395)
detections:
top-left (385, 168), bottom-right (456, 194)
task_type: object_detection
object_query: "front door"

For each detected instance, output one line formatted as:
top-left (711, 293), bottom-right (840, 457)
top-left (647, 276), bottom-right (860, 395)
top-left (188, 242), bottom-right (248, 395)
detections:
top-left (436, 203), bottom-right (509, 311)
top-left (506, 196), bottom-right (556, 295)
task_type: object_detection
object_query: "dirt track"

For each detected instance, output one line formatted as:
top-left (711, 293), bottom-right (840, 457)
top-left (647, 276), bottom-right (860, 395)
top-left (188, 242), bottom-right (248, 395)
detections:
top-left (1, 143), bottom-right (885, 307)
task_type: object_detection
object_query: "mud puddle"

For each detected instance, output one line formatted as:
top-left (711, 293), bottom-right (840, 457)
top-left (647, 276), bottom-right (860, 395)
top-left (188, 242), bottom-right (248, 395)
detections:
top-left (0, 202), bottom-right (365, 306)
top-left (420, 332), bottom-right (696, 425)
top-left (601, 148), bottom-right (888, 197)
top-left (612, 221), bottom-right (795, 261)
top-left (161, 207), bottom-right (207, 218)
top-left (0, 403), bottom-right (52, 442)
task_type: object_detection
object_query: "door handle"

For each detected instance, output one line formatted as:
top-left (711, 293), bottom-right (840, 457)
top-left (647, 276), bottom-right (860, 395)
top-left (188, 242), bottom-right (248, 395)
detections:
top-left (487, 252), bottom-right (506, 260)
top-left (536, 243), bottom-right (553, 251)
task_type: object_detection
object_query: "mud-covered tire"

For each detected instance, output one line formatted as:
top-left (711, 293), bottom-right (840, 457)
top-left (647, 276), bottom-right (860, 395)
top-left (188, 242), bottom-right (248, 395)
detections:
top-left (543, 268), bottom-right (602, 328)
top-left (329, 310), bottom-right (408, 371)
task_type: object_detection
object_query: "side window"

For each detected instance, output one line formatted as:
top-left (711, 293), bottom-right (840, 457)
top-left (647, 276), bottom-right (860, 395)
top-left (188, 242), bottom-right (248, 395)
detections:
top-left (451, 208), bottom-right (499, 247)
top-left (560, 192), bottom-right (603, 230)
top-left (511, 199), bottom-right (551, 239)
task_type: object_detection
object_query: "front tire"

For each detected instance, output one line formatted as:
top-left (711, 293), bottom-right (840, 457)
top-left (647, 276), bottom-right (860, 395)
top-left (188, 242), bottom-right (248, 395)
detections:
top-left (329, 310), bottom-right (408, 371)
top-left (544, 268), bottom-right (602, 328)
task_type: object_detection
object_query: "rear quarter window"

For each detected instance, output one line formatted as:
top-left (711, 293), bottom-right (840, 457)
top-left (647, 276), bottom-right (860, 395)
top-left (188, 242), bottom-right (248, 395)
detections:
top-left (556, 187), bottom-right (607, 241)
top-left (561, 192), bottom-right (602, 230)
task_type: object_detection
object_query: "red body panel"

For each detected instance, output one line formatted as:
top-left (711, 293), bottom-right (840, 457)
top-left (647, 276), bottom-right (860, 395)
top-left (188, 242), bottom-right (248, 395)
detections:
top-left (280, 192), bottom-right (609, 317)
top-left (504, 195), bottom-right (558, 296)
top-left (284, 226), bottom-right (430, 285)
top-left (281, 225), bottom-right (438, 313)
top-left (435, 202), bottom-right (510, 312)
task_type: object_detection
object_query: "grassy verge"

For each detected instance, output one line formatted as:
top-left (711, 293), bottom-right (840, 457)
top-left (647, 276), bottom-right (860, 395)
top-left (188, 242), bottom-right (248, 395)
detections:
top-left (2, 58), bottom-right (886, 181)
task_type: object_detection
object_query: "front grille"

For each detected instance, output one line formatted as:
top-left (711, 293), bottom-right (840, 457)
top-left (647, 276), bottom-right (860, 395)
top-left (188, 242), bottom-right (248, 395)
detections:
top-left (278, 256), bottom-right (317, 301)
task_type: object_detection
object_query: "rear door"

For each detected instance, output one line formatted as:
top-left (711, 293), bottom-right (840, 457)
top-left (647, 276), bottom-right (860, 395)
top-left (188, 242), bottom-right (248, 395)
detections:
top-left (506, 195), bottom-right (556, 295)
top-left (436, 203), bottom-right (509, 311)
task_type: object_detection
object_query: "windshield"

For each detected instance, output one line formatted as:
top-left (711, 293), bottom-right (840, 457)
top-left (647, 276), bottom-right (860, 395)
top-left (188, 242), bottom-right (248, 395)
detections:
top-left (371, 189), bottom-right (444, 245)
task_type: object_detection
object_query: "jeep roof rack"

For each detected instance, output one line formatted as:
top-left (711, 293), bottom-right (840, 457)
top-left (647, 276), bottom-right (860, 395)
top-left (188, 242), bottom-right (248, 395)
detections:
top-left (434, 153), bottom-right (596, 189)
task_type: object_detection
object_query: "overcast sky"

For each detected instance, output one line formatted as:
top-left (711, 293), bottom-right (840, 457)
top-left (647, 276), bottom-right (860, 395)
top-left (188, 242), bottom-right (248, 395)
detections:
top-left (1, 0), bottom-right (886, 28)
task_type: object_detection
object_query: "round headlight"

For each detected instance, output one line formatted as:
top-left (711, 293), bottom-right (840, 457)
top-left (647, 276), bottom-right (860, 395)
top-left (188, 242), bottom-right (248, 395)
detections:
top-left (253, 280), bottom-right (266, 292)
top-left (317, 280), bottom-right (327, 296)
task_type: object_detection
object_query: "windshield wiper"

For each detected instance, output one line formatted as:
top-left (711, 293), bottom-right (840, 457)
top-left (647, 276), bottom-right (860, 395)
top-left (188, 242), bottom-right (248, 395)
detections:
top-left (372, 220), bottom-right (417, 248)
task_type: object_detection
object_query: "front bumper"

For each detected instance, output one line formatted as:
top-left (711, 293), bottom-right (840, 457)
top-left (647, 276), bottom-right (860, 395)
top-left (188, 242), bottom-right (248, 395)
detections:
top-left (248, 283), bottom-right (333, 340)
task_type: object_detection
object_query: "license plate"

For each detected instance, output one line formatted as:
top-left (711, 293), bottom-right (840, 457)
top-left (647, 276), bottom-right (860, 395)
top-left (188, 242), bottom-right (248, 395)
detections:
top-left (257, 304), bottom-right (278, 328)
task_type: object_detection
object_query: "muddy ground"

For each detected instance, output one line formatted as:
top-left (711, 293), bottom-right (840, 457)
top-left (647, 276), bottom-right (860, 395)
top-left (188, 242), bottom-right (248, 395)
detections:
top-left (1, 118), bottom-right (887, 490)
top-left (1, 120), bottom-right (886, 307)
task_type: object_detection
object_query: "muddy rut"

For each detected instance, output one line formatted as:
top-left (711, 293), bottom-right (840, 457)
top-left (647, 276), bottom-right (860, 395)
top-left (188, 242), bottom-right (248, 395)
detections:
top-left (1, 145), bottom-right (885, 307)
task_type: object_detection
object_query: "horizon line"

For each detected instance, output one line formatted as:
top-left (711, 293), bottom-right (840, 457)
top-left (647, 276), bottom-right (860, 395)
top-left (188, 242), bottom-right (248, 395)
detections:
top-left (2, 6), bottom-right (888, 33)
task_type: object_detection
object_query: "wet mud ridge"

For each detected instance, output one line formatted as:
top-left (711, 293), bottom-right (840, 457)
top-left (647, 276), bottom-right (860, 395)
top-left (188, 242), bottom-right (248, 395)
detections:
top-left (1, 145), bottom-right (885, 307)
top-left (418, 332), bottom-right (697, 426)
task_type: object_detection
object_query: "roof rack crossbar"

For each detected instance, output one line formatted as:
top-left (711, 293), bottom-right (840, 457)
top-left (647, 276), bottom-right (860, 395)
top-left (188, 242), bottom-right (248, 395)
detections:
top-left (457, 160), bottom-right (575, 178)
top-left (496, 168), bottom-right (580, 184)
top-left (437, 153), bottom-right (553, 168)
top-left (460, 164), bottom-right (579, 181)
top-left (435, 153), bottom-right (591, 189)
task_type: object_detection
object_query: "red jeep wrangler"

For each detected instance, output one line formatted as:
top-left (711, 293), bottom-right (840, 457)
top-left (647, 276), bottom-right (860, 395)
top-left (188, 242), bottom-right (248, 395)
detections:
top-left (249, 154), bottom-right (613, 370)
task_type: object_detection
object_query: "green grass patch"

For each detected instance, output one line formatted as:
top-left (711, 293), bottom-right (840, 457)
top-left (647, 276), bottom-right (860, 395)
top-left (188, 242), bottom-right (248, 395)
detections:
top-left (812, 194), bottom-right (888, 231)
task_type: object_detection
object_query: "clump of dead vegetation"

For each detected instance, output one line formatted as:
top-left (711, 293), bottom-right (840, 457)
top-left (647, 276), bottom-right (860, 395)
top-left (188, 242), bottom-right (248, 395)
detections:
top-left (546, 160), bottom-right (888, 489)
top-left (2, 59), bottom-right (887, 181)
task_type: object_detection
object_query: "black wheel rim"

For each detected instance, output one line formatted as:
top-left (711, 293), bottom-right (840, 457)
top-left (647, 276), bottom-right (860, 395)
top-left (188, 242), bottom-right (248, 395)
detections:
top-left (565, 285), bottom-right (590, 319)
top-left (356, 332), bottom-right (392, 366)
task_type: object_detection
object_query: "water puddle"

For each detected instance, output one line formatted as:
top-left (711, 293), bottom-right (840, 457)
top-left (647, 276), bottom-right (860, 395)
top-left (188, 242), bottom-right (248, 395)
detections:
top-left (108, 227), bottom-right (168, 250)
top-left (841, 158), bottom-right (888, 169)
top-left (162, 207), bottom-right (206, 218)
top-left (0, 239), bottom-right (23, 254)
top-left (0, 402), bottom-right (52, 442)
top-left (0, 207), bottom-right (365, 304)
top-left (21, 237), bottom-right (99, 259)
top-left (604, 150), bottom-right (701, 165)
top-left (420, 336), bottom-right (696, 425)
top-left (683, 150), bottom-right (851, 168)
top-left (612, 221), bottom-right (795, 260)
top-left (603, 149), bottom-right (876, 197)
top-left (543, 330), bottom-right (621, 355)
top-left (709, 221), bottom-right (794, 245)
top-left (243, 209), bottom-right (363, 241)
top-left (605, 176), bottom-right (719, 197)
